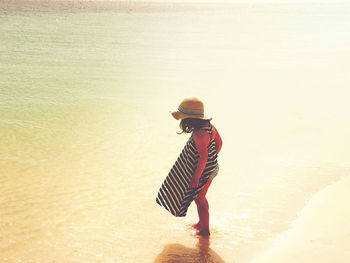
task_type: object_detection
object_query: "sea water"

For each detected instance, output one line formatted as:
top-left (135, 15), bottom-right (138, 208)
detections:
top-left (1, 2), bottom-right (350, 262)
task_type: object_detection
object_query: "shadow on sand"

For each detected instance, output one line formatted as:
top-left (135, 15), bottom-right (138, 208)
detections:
top-left (154, 237), bottom-right (227, 263)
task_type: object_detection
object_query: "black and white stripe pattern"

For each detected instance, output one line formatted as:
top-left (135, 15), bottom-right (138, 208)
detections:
top-left (156, 124), bottom-right (218, 217)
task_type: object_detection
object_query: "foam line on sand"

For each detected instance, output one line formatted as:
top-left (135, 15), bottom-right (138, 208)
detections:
top-left (251, 176), bottom-right (350, 263)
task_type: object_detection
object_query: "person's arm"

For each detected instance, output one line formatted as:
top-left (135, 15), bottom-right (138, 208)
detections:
top-left (213, 126), bottom-right (223, 154)
top-left (189, 130), bottom-right (210, 188)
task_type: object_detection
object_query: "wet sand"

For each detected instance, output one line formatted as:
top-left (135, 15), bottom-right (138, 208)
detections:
top-left (252, 176), bottom-right (350, 263)
top-left (154, 238), bottom-right (226, 263)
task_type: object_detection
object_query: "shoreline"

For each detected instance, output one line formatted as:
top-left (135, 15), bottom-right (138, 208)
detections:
top-left (1, 1), bottom-right (349, 14)
top-left (250, 175), bottom-right (350, 263)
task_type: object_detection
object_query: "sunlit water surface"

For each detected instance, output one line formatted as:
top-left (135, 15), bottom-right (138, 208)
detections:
top-left (1, 3), bottom-right (350, 262)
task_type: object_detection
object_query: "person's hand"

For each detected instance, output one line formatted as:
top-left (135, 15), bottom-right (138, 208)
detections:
top-left (189, 176), bottom-right (199, 188)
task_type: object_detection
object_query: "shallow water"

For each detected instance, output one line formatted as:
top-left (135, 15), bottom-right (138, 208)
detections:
top-left (1, 2), bottom-right (350, 262)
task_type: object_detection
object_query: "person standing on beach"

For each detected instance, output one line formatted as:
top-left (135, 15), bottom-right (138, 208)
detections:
top-left (156, 97), bottom-right (223, 236)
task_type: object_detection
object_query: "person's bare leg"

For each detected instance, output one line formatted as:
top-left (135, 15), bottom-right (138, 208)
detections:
top-left (193, 179), bottom-right (212, 235)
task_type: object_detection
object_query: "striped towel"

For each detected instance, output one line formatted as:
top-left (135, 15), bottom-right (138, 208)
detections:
top-left (156, 124), bottom-right (218, 217)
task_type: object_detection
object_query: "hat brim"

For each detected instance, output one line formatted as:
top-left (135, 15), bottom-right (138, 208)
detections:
top-left (170, 110), bottom-right (212, 121)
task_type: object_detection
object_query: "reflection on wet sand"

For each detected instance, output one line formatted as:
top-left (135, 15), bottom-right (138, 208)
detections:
top-left (154, 237), bottom-right (226, 263)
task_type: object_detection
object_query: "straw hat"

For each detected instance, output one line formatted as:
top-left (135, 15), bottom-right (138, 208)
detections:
top-left (171, 97), bottom-right (212, 121)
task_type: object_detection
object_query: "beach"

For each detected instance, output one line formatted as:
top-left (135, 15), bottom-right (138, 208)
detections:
top-left (0, 1), bottom-right (350, 262)
top-left (252, 176), bottom-right (350, 263)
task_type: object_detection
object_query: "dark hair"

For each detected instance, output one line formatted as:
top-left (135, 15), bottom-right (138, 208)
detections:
top-left (177, 118), bottom-right (210, 134)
